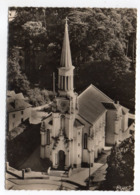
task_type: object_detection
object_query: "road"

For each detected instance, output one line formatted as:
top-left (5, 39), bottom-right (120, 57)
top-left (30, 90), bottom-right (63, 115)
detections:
top-left (6, 149), bottom-right (111, 190)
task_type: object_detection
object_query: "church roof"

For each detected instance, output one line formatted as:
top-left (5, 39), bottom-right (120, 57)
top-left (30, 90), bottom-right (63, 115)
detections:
top-left (102, 102), bottom-right (116, 110)
top-left (78, 84), bottom-right (114, 124)
top-left (122, 106), bottom-right (129, 114)
top-left (60, 18), bottom-right (72, 68)
top-left (74, 119), bottom-right (84, 127)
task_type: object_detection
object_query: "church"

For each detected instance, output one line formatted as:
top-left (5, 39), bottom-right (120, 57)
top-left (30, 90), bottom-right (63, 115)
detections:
top-left (40, 19), bottom-right (131, 170)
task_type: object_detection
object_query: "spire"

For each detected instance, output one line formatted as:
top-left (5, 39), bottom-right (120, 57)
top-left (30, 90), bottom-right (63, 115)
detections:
top-left (60, 17), bottom-right (72, 68)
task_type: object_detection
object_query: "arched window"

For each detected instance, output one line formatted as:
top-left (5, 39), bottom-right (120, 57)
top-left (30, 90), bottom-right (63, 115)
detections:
top-left (46, 129), bottom-right (50, 145)
top-left (84, 133), bottom-right (88, 149)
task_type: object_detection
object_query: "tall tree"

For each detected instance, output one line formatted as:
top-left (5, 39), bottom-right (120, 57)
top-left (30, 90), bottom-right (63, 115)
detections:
top-left (7, 48), bottom-right (30, 95)
top-left (104, 136), bottom-right (134, 190)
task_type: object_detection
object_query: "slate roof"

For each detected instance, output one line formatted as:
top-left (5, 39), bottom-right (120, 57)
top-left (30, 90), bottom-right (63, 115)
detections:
top-left (7, 98), bottom-right (32, 112)
top-left (78, 84), bottom-right (114, 124)
top-left (102, 102), bottom-right (116, 110)
top-left (7, 91), bottom-right (25, 99)
top-left (122, 106), bottom-right (129, 114)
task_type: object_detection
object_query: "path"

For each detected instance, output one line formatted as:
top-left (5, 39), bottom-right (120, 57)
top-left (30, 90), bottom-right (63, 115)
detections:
top-left (6, 173), bottom-right (80, 190)
top-left (67, 163), bottom-right (103, 186)
top-left (6, 149), bottom-right (111, 190)
top-left (89, 149), bottom-right (111, 190)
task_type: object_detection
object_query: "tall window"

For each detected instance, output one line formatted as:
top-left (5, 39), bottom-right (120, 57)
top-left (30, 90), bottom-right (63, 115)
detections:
top-left (63, 76), bottom-right (65, 90)
top-left (60, 76), bottom-right (63, 90)
top-left (46, 129), bottom-right (50, 145)
top-left (55, 153), bottom-right (58, 165)
top-left (66, 76), bottom-right (69, 90)
top-left (84, 133), bottom-right (88, 149)
top-left (60, 76), bottom-right (62, 89)
top-left (61, 115), bottom-right (65, 130)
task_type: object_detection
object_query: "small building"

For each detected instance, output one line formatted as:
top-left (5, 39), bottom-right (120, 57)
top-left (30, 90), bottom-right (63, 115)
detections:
top-left (7, 91), bottom-right (32, 132)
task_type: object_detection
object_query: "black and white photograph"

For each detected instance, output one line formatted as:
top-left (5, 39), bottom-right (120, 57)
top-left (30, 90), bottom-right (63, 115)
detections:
top-left (1, 2), bottom-right (138, 191)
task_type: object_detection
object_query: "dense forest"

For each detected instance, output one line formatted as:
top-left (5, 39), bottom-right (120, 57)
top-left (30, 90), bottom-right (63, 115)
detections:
top-left (8, 8), bottom-right (136, 112)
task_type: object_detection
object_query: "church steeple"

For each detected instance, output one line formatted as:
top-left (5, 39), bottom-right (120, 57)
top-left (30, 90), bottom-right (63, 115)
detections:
top-left (58, 17), bottom-right (75, 97)
top-left (60, 17), bottom-right (72, 68)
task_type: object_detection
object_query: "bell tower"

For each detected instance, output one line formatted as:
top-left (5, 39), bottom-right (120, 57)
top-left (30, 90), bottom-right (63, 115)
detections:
top-left (58, 17), bottom-right (75, 97)
top-left (40, 18), bottom-right (80, 170)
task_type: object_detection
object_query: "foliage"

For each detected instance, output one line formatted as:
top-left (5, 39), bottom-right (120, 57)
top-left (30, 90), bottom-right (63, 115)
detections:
top-left (8, 8), bottom-right (136, 111)
top-left (68, 8), bottom-right (136, 73)
top-left (7, 48), bottom-right (51, 106)
top-left (22, 21), bottom-right (46, 37)
top-left (27, 88), bottom-right (50, 107)
top-left (104, 136), bottom-right (134, 190)
top-left (8, 8), bottom-right (136, 73)
top-left (7, 48), bottom-right (30, 95)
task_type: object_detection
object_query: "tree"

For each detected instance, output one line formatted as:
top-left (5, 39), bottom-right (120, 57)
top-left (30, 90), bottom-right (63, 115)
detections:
top-left (8, 8), bottom-right (136, 111)
top-left (27, 88), bottom-right (50, 106)
top-left (68, 8), bottom-right (136, 73)
top-left (104, 136), bottom-right (134, 190)
top-left (7, 48), bottom-right (30, 95)
top-left (9, 8), bottom-right (136, 75)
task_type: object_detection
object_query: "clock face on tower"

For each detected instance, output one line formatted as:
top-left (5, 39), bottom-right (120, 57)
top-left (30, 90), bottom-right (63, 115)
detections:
top-left (57, 99), bottom-right (69, 113)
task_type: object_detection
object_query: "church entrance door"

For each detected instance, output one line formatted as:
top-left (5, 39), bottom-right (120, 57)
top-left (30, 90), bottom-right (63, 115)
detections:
top-left (58, 150), bottom-right (65, 170)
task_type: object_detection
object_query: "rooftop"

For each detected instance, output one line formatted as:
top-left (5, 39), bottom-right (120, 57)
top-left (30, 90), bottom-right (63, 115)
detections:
top-left (122, 106), bottom-right (129, 114)
top-left (74, 119), bottom-right (84, 128)
top-left (78, 84), bottom-right (114, 124)
top-left (7, 98), bottom-right (32, 112)
top-left (7, 91), bottom-right (25, 99)
top-left (102, 102), bottom-right (116, 110)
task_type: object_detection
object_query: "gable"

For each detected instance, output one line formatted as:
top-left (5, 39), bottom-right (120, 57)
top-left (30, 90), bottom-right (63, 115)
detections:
top-left (78, 84), bottom-right (114, 124)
